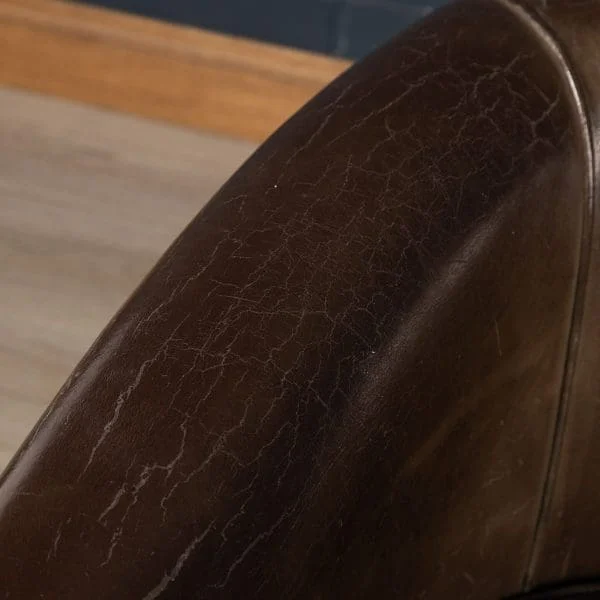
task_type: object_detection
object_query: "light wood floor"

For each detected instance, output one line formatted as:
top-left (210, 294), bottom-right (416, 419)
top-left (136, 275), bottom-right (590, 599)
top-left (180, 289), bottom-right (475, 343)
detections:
top-left (0, 86), bottom-right (256, 470)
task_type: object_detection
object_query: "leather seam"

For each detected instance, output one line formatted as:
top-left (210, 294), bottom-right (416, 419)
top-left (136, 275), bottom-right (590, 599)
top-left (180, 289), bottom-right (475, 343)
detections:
top-left (491, 0), bottom-right (596, 591)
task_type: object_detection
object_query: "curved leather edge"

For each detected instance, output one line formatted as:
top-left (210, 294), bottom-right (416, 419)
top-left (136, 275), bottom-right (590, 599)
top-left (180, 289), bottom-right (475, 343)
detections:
top-left (494, 0), bottom-right (596, 590)
top-left (506, 0), bottom-right (600, 588)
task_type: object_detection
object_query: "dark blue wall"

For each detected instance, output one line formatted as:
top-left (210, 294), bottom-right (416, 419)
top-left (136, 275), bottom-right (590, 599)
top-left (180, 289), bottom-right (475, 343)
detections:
top-left (81, 0), bottom-right (450, 59)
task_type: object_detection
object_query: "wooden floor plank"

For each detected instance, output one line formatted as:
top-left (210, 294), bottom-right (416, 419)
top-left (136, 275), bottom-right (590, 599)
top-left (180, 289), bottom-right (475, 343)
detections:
top-left (0, 0), bottom-right (351, 141)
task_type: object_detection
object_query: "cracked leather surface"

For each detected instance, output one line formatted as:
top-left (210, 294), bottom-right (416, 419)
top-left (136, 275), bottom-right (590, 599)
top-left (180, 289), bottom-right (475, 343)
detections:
top-left (0, 1), bottom-right (593, 598)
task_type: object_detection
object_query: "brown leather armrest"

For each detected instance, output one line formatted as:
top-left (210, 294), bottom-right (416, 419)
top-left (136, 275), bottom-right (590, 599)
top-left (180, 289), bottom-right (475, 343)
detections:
top-left (0, 1), bottom-right (594, 598)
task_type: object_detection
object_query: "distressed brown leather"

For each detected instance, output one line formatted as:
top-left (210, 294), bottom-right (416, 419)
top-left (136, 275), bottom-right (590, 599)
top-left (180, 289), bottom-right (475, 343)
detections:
top-left (0, 1), bottom-right (596, 598)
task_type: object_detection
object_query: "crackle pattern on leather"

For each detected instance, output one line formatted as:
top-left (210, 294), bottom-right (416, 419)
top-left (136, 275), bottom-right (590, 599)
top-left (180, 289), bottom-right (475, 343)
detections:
top-left (0, 1), bottom-right (590, 598)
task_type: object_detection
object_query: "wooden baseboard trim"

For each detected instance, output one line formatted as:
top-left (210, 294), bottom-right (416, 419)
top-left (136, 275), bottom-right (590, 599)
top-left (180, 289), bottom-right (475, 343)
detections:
top-left (0, 0), bottom-right (351, 141)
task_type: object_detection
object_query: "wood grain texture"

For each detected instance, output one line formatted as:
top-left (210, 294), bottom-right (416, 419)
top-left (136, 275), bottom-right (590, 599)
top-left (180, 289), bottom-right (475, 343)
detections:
top-left (0, 85), bottom-right (256, 470)
top-left (0, 0), bottom-right (351, 141)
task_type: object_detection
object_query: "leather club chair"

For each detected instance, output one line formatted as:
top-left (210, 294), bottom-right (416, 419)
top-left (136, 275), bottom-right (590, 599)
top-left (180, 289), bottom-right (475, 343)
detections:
top-left (2, 0), bottom-right (600, 598)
